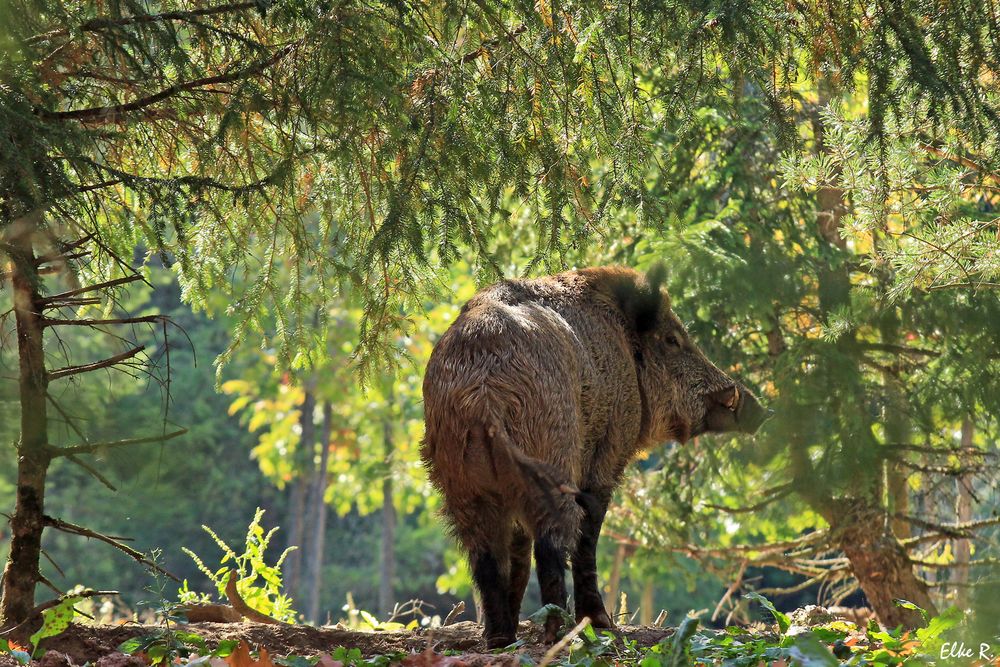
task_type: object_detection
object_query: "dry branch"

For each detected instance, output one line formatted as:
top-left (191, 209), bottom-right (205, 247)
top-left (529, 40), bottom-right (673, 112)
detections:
top-left (40, 274), bottom-right (144, 303)
top-left (64, 453), bottom-right (117, 491)
top-left (43, 516), bottom-right (179, 581)
top-left (48, 345), bottom-right (146, 380)
top-left (43, 315), bottom-right (165, 327)
top-left (51, 428), bottom-right (187, 457)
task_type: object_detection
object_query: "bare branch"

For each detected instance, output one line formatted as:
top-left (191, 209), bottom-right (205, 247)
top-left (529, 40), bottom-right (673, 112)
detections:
top-left (43, 515), bottom-right (180, 581)
top-left (712, 560), bottom-right (747, 622)
top-left (48, 345), bottom-right (146, 380)
top-left (50, 429), bottom-right (187, 457)
top-left (43, 315), bottom-right (165, 327)
top-left (64, 453), bottom-right (117, 491)
top-left (43, 297), bottom-right (102, 310)
top-left (901, 516), bottom-right (1000, 546)
top-left (40, 274), bottom-right (143, 303)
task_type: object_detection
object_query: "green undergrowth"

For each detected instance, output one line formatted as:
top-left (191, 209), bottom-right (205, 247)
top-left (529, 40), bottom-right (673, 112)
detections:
top-left (2, 596), bottom-right (987, 666)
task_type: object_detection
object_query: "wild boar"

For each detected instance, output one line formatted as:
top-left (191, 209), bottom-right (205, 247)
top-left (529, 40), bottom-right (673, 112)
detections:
top-left (421, 266), bottom-right (768, 648)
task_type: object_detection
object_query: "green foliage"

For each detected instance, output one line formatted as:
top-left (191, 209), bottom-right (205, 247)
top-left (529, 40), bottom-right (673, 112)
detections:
top-left (119, 632), bottom-right (239, 666)
top-left (181, 508), bottom-right (297, 622)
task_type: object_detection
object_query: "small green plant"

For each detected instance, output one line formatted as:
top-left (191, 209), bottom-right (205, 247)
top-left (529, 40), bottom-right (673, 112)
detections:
top-left (181, 507), bottom-right (297, 623)
top-left (119, 633), bottom-right (240, 665)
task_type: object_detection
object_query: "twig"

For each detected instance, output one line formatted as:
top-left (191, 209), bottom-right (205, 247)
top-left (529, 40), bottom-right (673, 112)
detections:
top-left (44, 515), bottom-right (180, 581)
top-left (51, 429), bottom-right (187, 457)
top-left (539, 617), bottom-right (591, 667)
top-left (64, 453), bottom-right (117, 491)
top-left (443, 601), bottom-right (465, 626)
top-left (711, 561), bottom-right (747, 622)
top-left (224, 570), bottom-right (291, 626)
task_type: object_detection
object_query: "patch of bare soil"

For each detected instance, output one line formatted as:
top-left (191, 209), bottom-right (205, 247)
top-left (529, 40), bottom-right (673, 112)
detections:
top-left (25, 621), bottom-right (674, 666)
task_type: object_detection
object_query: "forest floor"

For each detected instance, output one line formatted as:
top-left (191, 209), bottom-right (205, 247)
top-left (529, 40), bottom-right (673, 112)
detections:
top-left (4, 620), bottom-right (675, 667)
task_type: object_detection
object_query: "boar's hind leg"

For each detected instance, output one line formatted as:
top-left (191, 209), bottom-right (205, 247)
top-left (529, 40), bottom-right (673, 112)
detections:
top-left (507, 527), bottom-right (532, 629)
top-left (572, 488), bottom-right (615, 629)
top-left (470, 544), bottom-right (517, 649)
top-left (534, 534), bottom-right (569, 643)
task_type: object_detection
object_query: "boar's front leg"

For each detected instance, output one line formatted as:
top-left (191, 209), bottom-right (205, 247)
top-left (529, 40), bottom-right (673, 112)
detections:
top-left (533, 533), bottom-right (569, 643)
top-left (571, 488), bottom-right (615, 629)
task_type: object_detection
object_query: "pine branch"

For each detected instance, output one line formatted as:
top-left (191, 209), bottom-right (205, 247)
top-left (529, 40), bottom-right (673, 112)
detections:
top-left (51, 429), bottom-right (187, 457)
top-left (36, 42), bottom-right (298, 124)
top-left (43, 515), bottom-right (180, 581)
top-left (47, 345), bottom-right (146, 380)
top-left (27, 2), bottom-right (256, 44)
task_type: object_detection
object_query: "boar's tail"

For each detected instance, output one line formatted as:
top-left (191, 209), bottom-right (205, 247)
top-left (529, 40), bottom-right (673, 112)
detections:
top-left (473, 422), bottom-right (582, 543)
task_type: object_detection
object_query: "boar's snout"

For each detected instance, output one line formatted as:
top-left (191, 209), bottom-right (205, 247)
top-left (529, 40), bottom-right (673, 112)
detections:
top-left (704, 384), bottom-right (770, 435)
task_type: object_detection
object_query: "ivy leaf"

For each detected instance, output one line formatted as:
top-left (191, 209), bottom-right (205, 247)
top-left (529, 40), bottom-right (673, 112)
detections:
top-left (892, 599), bottom-right (930, 625)
top-left (744, 592), bottom-right (790, 634)
top-left (30, 595), bottom-right (82, 658)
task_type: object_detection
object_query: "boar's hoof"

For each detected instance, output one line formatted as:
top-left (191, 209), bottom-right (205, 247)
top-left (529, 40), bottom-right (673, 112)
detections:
top-left (583, 609), bottom-right (615, 630)
top-left (485, 633), bottom-right (516, 650)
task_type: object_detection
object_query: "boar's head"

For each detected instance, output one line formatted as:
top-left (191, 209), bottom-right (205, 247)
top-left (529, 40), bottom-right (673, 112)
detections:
top-left (613, 264), bottom-right (769, 443)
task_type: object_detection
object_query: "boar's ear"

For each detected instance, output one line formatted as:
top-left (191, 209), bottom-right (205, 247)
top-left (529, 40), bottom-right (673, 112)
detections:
top-left (612, 263), bottom-right (668, 334)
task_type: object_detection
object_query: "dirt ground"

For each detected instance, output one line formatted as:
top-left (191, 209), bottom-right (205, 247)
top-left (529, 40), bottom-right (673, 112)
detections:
top-left (3, 620), bottom-right (675, 666)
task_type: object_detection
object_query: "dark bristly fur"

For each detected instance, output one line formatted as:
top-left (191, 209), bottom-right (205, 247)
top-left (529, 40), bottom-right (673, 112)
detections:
top-left (421, 266), bottom-right (768, 648)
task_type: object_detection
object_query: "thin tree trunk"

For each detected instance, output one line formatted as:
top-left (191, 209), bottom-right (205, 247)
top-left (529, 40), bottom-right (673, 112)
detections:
top-left (285, 386), bottom-right (316, 602)
top-left (605, 543), bottom-right (628, 621)
top-left (304, 401), bottom-right (332, 624)
top-left (1, 228), bottom-right (51, 626)
top-left (954, 417), bottom-right (974, 609)
top-left (639, 576), bottom-right (654, 625)
top-left (378, 392), bottom-right (396, 617)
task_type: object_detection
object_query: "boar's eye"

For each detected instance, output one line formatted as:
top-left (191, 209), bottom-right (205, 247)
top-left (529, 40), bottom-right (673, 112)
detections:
top-left (664, 332), bottom-right (682, 348)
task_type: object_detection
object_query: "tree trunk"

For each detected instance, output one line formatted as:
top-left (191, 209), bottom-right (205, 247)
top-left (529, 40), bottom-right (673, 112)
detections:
top-left (1, 228), bottom-right (51, 626)
top-left (605, 542), bottom-right (630, 621)
top-left (834, 499), bottom-right (937, 628)
top-left (954, 417), bottom-right (974, 609)
top-left (285, 387), bottom-right (316, 601)
top-left (303, 401), bottom-right (332, 624)
top-left (639, 576), bottom-right (654, 625)
top-left (378, 396), bottom-right (396, 617)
